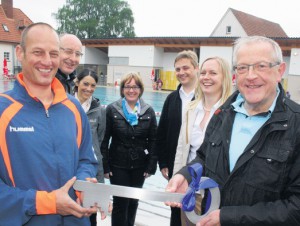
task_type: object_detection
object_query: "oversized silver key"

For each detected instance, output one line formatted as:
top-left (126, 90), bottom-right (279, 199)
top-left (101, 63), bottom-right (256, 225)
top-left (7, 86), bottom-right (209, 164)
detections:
top-left (73, 177), bottom-right (220, 224)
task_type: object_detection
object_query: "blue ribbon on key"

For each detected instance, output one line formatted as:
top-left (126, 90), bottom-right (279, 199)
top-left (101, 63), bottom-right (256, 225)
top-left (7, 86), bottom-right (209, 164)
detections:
top-left (182, 163), bottom-right (219, 212)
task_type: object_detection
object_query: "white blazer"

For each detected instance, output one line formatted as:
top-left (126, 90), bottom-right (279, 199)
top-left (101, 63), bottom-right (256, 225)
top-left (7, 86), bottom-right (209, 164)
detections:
top-left (173, 100), bottom-right (221, 175)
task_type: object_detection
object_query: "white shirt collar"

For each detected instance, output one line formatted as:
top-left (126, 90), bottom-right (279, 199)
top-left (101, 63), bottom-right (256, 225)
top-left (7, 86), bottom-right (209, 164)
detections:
top-left (179, 86), bottom-right (195, 98)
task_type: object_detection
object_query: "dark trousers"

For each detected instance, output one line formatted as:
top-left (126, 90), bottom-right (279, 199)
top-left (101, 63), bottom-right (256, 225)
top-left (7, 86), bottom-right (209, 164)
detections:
top-left (110, 166), bottom-right (145, 226)
top-left (170, 206), bottom-right (182, 226)
top-left (90, 213), bottom-right (97, 226)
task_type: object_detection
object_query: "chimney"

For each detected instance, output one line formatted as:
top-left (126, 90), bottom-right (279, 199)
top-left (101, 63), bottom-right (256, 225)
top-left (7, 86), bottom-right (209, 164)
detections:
top-left (2, 0), bottom-right (13, 19)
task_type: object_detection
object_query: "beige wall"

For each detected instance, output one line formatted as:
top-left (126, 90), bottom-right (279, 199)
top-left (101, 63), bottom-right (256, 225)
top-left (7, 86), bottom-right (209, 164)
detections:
top-left (107, 65), bottom-right (155, 90)
top-left (287, 75), bottom-right (300, 103)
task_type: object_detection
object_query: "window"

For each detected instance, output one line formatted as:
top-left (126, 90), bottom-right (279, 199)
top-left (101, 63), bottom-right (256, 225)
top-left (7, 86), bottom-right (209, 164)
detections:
top-left (226, 26), bottom-right (231, 34)
top-left (2, 24), bottom-right (9, 32)
top-left (4, 52), bottom-right (10, 61)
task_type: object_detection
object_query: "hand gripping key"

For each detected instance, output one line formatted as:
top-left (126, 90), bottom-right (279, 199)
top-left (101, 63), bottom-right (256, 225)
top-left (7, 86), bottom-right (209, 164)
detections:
top-left (73, 163), bottom-right (220, 224)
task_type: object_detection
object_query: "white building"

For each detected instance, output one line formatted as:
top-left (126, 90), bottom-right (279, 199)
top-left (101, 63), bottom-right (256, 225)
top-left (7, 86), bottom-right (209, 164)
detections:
top-left (81, 8), bottom-right (300, 101)
top-left (1, 2), bottom-right (300, 101)
top-left (0, 0), bottom-right (32, 77)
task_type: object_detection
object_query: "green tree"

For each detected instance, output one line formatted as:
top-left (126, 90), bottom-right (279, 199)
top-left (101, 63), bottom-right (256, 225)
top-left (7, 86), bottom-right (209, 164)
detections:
top-left (55, 0), bottom-right (135, 38)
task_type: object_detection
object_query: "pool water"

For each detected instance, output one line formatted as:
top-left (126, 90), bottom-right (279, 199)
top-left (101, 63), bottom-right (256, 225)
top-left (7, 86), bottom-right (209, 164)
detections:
top-left (94, 86), bottom-right (169, 115)
top-left (0, 81), bottom-right (169, 115)
top-left (0, 80), bottom-right (14, 92)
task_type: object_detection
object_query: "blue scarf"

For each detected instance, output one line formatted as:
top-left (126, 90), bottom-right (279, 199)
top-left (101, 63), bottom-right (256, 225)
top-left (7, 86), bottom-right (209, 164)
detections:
top-left (122, 98), bottom-right (139, 126)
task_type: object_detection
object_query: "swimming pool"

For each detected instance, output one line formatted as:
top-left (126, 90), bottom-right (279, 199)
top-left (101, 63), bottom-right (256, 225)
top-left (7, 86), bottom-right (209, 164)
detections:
top-left (0, 81), bottom-right (169, 115)
top-left (94, 86), bottom-right (169, 115)
top-left (0, 80), bottom-right (14, 93)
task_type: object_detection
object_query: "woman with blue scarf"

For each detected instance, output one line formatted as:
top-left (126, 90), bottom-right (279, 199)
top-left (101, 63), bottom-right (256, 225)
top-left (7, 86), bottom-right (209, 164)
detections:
top-left (101, 72), bottom-right (157, 226)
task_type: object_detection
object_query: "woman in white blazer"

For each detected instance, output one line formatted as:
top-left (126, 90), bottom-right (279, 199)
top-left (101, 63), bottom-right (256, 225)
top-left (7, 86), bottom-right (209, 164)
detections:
top-left (173, 56), bottom-right (233, 226)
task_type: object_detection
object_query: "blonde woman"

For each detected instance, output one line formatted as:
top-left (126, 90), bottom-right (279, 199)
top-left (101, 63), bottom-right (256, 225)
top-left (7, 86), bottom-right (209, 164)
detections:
top-left (173, 57), bottom-right (232, 226)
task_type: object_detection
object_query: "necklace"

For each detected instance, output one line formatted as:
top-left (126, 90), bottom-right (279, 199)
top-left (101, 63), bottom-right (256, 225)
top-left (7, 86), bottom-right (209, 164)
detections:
top-left (203, 105), bottom-right (211, 112)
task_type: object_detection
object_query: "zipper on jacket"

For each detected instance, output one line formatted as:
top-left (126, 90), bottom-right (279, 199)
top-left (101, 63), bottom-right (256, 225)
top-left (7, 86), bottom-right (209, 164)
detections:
top-left (45, 109), bottom-right (50, 118)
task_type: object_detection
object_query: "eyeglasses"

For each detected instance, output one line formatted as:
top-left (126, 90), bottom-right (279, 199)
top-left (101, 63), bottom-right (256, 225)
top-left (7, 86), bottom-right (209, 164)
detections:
top-left (233, 61), bottom-right (280, 75)
top-left (123, 86), bottom-right (140, 91)
top-left (60, 47), bottom-right (83, 58)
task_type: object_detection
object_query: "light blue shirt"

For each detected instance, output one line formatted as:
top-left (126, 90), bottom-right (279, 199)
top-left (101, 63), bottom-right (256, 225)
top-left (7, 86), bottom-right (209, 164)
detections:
top-left (229, 87), bottom-right (279, 172)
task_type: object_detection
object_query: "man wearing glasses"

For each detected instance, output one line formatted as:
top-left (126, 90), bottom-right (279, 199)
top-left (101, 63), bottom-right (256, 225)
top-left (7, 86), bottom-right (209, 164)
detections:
top-left (166, 36), bottom-right (300, 225)
top-left (56, 33), bottom-right (83, 93)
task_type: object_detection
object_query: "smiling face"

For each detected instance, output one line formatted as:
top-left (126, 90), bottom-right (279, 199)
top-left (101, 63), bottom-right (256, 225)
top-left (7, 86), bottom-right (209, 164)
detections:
top-left (174, 58), bottom-right (198, 88)
top-left (16, 25), bottom-right (60, 89)
top-left (77, 75), bottom-right (97, 103)
top-left (199, 59), bottom-right (223, 99)
top-left (59, 34), bottom-right (82, 75)
top-left (122, 78), bottom-right (141, 106)
top-left (236, 42), bottom-right (285, 113)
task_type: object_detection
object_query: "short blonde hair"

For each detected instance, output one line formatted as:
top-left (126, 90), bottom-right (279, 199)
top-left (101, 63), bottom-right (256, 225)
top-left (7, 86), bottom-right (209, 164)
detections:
top-left (120, 72), bottom-right (144, 98)
top-left (174, 50), bottom-right (199, 68)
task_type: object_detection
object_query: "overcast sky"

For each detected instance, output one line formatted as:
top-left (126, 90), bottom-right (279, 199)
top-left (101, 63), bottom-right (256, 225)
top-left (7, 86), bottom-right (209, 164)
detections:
top-left (13, 0), bottom-right (300, 37)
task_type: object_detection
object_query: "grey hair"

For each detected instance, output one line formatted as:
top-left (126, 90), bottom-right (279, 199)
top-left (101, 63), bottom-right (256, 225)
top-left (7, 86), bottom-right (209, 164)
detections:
top-left (232, 36), bottom-right (283, 66)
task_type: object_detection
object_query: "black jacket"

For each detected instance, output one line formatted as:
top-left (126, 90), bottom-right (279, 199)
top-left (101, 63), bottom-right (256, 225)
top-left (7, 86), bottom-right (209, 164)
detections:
top-left (101, 98), bottom-right (157, 174)
top-left (156, 85), bottom-right (182, 178)
top-left (55, 69), bottom-right (76, 94)
top-left (181, 85), bottom-right (300, 226)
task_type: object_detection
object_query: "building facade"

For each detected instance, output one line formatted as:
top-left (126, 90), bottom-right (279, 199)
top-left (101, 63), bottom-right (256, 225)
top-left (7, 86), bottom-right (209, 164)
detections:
top-left (1, 3), bottom-right (300, 101)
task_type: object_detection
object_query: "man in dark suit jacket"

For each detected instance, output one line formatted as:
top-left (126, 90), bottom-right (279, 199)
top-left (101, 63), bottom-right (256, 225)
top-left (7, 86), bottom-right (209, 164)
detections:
top-left (156, 50), bottom-right (199, 226)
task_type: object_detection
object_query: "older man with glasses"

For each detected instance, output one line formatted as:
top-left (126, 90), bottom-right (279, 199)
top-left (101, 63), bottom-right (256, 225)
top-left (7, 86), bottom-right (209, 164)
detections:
top-left (56, 33), bottom-right (83, 94)
top-left (166, 36), bottom-right (300, 226)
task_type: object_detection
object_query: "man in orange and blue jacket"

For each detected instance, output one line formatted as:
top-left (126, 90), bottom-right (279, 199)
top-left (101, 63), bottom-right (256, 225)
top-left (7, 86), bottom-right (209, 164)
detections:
top-left (0, 23), bottom-right (98, 225)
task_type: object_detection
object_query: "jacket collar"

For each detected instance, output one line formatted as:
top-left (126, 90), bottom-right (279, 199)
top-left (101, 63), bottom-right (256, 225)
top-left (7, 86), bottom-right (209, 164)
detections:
top-left (114, 98), bottom-right (150, 116)
top-left (56, 68), bottom-right (76, 81)
top-left (90, 97), bottom-right (100, 110)
top-left (16, 73), bottom-right (68, 104)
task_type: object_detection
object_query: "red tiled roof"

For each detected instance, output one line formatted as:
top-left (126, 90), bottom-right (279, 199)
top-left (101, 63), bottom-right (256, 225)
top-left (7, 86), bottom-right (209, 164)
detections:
top-left (230, 8), bottom-right (288, 37)
top-left (0, 5), bottom-right (33, 44)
